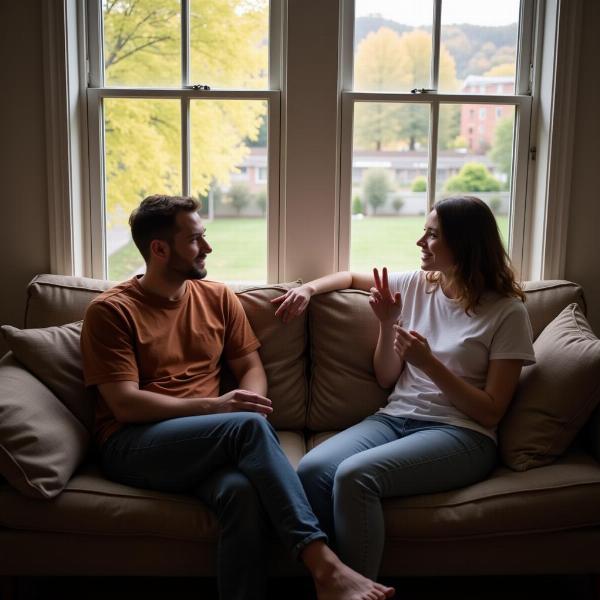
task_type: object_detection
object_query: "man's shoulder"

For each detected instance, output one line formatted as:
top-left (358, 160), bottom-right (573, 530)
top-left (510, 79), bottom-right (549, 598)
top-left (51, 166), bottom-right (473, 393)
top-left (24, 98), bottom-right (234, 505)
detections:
top-left (87, 278), bottom-right (139, 313)
top-left (188, 279), bottom-right (233, 302)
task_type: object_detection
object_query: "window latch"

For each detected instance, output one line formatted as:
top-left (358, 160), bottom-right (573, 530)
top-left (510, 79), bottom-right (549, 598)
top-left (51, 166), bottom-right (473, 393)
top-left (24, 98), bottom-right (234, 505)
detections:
top-left (189, 84), bottom-right (211, 91)
top-left (411, 88), bottom-right (436, 94)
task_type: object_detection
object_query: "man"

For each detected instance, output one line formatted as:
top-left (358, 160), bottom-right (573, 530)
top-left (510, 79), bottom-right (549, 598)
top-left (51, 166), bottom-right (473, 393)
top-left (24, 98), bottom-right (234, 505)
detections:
top-left (80, 195), bottom-right (394, 600)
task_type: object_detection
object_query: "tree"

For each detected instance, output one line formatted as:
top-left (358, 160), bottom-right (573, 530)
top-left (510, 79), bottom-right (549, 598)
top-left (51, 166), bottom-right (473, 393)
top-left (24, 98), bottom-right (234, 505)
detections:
top-left (102, 0), bottom-right (268, 223)
top-left (411, 176), bottom-right (427, 192)
top-left (489, 115), bottom-right (514, 188)
top-left (354, 28), bottom-right (459, 151)
top-left (445, 163), bottom-right (501, 193)
top-left (362, 169), bottom-right (393, 215)
top-left (228, 182), bottom-right (252, 216)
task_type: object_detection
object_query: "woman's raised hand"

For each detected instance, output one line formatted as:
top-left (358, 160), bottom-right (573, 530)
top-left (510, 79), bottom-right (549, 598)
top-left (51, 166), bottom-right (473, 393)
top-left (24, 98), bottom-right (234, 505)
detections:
top-left (271, 284), bottom-right (313, 323)
top-left (369, 267), bottom-right (402, 324)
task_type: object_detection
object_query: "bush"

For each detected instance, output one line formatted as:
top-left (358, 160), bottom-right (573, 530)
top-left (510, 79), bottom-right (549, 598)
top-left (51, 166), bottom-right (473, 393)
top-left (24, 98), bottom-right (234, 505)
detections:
top-left (411, 176), bottom-right (427, 193)
top-left (352, 195), bottom-right (364, 215)
top-left (489, 196), bottom-right (502, 214)
top-left (228, 182), bottom-right (252, 215)
top-left (391, 197), bottom-right (404, 214)
top-left (445, 162), bottom-right (501, 193)
top-left (255, 190), bottom-right (267, 216)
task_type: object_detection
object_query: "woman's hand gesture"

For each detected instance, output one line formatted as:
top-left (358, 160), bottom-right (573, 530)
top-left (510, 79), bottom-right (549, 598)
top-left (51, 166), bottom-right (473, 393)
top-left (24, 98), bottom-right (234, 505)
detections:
top-left (393, 325), bottom-right (433, 370)
top-left (369, 267), bottom-right (402, 324)
top-left (271, 284), bottom-right (313, 323)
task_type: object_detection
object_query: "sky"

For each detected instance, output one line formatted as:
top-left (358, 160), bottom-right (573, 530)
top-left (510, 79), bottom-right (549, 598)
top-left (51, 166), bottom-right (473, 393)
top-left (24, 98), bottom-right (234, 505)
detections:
top-left (355, 0), bottom-right (520, 27)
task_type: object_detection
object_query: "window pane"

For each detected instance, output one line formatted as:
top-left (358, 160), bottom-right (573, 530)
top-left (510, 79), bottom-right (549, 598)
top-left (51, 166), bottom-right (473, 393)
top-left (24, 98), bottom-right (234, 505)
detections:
top-left (105, 99), bottom-right (181, 280)
top-left (436, 104), bottom-right (515, 244)
top-left (103, 0), bottom-right (181, 87)
top-left (353, 0), bottom-right (434, 92)
top-left (191, 100), bottom-right (268, 283)
top-left (350, 102), bottom-right (430, 272)
top-left (439, 0), bottom-right (520, 94)
top-left (190, 0), bottom-right (269, 90)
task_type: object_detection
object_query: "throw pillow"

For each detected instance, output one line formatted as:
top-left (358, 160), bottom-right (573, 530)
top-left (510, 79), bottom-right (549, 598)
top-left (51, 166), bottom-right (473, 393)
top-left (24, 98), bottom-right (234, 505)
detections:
top-left (1, 321), bottom-right (95, 431)
top-left (499, 303), bottom-right (600, 471)
top-left (0, 355), bottom-right (90, 498)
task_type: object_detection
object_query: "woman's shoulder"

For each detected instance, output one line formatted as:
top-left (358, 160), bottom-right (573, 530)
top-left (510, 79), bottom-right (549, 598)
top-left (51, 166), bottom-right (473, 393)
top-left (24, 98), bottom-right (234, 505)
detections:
top-left (388, 269), bottom-right (424, 292)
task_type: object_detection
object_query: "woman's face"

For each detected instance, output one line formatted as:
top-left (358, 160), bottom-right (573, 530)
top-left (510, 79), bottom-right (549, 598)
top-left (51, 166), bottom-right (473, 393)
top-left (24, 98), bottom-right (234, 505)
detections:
top-left (416, 210), bottom-right (455, 274)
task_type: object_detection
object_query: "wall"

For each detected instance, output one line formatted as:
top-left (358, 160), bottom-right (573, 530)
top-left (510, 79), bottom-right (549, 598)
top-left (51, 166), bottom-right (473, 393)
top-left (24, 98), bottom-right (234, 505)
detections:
top-left (565, 0), bottom-right (600, 334)
top-left (0, 1), bottom-right (50, 352)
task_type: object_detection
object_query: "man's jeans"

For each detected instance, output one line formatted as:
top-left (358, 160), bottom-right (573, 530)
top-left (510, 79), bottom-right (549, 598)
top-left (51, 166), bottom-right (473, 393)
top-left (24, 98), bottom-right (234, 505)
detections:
top-left (99, 412), bottom-right (326, 600)
top-left (297, 413), bottom-right (497, 579)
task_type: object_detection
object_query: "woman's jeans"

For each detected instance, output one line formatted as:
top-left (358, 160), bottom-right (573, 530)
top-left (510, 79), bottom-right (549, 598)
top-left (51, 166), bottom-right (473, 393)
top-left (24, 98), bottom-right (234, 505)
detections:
top-left (297, 413), bottom-right (497, 580)
top-left (99, 412), bottom-right (325, 600)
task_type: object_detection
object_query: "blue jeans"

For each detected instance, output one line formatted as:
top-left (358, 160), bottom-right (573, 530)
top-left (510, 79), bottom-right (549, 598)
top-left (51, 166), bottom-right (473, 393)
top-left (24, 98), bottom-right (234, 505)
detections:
top-left (297, 414), bottom-right (497, 579)
top-left (99, 412), bottom-right (326, 600)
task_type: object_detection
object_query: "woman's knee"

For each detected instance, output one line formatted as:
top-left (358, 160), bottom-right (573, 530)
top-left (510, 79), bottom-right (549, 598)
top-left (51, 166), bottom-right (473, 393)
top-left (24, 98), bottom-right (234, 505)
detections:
top-left (334, 456), bottom-right (379, 498)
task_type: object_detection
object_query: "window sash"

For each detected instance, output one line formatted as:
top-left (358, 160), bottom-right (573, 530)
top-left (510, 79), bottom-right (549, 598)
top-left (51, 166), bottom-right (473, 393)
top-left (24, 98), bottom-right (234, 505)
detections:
top-left (338, 0), bottom-right (536, 277)
top-left (85, 1), bottom-right (283, 282)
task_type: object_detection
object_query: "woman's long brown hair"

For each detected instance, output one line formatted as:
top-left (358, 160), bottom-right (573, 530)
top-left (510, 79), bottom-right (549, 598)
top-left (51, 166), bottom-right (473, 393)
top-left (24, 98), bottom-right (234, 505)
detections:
top-left (426, 195), bottom-right (525, 313)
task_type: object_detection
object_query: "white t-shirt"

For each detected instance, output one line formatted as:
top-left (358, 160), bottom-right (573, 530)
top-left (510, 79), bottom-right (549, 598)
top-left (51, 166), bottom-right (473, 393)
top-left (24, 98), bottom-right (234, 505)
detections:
top-left (381, 270), bottom-right (536, 441)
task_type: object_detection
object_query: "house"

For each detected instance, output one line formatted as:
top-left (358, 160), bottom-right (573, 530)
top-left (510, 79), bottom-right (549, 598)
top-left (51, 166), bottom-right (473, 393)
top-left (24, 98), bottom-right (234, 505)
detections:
top-left (1, 0), bottom-right (600, 350)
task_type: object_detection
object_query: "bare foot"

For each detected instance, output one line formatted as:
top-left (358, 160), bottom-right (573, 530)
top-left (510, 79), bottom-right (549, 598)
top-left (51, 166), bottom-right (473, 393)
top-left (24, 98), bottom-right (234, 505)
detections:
top-left (314, 561), bottom-right (395, 600)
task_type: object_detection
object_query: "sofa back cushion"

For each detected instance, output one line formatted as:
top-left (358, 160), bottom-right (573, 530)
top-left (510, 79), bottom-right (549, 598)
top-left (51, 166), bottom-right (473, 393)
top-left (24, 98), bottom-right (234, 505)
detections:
top-left (307, 290), bottom-right (388, 431)
top-left (521, 280), bottom-right (585, 340)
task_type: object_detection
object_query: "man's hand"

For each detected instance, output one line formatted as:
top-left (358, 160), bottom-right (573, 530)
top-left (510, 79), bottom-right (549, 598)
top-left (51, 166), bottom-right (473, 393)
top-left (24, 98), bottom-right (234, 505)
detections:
top-left (271, 285), bottom-right (314, 323)
top-left (212, 389), bottom-right (273, 416)
top-left (369, 267), bottom-right (402, 324)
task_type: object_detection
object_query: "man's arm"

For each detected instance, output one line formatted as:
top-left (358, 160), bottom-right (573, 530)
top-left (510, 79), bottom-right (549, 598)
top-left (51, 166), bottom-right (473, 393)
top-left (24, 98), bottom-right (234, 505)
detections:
top-left (227, 350), bottom-right (268, 397)
top-left (98, 380), bottom-right (272, 423)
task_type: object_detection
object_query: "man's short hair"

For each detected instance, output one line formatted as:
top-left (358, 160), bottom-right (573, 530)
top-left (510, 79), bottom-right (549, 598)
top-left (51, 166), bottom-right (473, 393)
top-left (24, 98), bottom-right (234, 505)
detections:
top-left (129, 195), bottom-right (200, 261)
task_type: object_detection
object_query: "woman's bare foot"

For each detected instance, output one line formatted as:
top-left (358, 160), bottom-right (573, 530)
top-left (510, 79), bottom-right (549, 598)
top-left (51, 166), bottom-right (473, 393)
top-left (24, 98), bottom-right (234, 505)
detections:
top-left (302, 541), bottom-right (395, 600)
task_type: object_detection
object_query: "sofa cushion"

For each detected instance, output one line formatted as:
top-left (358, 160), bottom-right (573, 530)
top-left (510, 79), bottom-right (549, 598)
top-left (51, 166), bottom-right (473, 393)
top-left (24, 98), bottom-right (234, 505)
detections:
top-left (308, 433), bottom-right (600, 540)
top-left (0, 431), bottom-right (304, 539)
top-left (0, 354), bottom-right (90, 499)
top-left (307, 290), bottom-right (388, 431)
top-left (522, 280), bottom-right (585, 340)
top-left (235, 285), bottom-right (307, 430)
top-left (25, 274), bottom-right (114, 329)
top-left (499, 303), bottom-right (600, 471)
top-left (1, 322), bottom-right (94, 431)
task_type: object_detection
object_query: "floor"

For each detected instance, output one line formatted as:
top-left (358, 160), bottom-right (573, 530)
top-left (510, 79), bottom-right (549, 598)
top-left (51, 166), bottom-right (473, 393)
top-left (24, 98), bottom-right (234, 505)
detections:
top-left (4, 575), bottom-right (597, 600)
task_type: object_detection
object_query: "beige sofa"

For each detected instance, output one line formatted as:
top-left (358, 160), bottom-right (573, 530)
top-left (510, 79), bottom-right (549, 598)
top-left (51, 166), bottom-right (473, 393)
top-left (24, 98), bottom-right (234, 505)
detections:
top-left (1, 274), bottom-right (600, 580)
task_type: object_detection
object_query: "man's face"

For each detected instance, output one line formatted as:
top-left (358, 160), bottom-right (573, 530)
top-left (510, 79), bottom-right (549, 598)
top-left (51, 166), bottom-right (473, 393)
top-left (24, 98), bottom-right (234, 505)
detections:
top-left (166, 211), bottom-right (212, 280)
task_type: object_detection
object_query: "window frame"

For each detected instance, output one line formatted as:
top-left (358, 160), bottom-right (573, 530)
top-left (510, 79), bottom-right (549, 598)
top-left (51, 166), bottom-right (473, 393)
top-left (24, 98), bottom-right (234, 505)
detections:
top-left (85, 0), bottom-right (283, 282)
top-left (44, 0), bottom-right (582, 285)
top-left (338, 0), bottom-right (535, 276)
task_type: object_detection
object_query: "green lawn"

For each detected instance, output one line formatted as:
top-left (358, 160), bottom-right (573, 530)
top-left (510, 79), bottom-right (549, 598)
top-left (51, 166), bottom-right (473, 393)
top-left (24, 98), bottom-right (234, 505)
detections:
top-left (108, 216), bottom-right (509, 282)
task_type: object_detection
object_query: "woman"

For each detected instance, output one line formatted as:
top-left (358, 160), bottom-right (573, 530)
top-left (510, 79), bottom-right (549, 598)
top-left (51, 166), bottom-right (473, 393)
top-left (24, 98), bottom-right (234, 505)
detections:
top-left (271, 196), bottom-right (535, 580)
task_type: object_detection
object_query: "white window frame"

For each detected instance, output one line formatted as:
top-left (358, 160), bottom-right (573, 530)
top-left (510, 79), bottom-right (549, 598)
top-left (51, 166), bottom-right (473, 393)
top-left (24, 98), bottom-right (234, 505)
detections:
top-left (84, 0), bottom-right (282, 282)
top-left (338, 0), bottom-right (535, 276)
top-left (44, 0), bottom-right (582, 285)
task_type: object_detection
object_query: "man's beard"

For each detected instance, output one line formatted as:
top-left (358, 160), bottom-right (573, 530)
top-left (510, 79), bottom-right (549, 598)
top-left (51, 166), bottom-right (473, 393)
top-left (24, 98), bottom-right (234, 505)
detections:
top-left (166, 251), bottom-right (207, 281)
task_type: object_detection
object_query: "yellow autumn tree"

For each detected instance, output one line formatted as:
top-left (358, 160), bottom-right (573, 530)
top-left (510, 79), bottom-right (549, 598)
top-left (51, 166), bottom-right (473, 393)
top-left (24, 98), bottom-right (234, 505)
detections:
top-left (354, 28), bottom-right (459, 151)
top-left (102, 0), bottom-right (268, 225)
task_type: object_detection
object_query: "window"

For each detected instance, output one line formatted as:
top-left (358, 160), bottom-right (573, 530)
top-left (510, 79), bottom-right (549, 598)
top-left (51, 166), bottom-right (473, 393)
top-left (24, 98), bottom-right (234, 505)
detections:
top-left (87, 0), bottom-right (280, 283)
top-left (341, 0), bottom-right (533, 272)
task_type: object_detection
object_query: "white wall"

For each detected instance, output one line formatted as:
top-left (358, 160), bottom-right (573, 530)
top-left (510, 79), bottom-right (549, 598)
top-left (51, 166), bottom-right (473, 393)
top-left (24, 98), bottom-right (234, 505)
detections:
top-left (0, 1), bottom-right (50, 352)
top-left (565, 0), bottom-right (600, 334)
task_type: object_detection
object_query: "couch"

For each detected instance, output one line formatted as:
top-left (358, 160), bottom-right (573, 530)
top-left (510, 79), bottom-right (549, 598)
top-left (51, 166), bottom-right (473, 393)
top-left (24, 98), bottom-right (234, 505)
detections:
top-left (1, 274), bottom-right (600, 582)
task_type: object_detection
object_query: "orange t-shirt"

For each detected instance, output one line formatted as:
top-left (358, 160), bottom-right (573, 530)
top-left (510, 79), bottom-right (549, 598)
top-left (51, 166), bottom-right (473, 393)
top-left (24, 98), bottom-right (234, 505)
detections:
top-left (80, 276), bottom-right (260, 445)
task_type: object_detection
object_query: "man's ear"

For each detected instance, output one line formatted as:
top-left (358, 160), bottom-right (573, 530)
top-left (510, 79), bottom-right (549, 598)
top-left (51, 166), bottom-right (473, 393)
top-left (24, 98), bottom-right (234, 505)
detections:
top-left (149, 239), bottom-right (170, 262)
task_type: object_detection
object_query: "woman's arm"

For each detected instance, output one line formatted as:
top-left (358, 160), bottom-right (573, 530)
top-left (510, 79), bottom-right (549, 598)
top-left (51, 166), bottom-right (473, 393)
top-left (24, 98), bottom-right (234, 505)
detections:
top-left (393, 326), bottom-right (523, 428)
